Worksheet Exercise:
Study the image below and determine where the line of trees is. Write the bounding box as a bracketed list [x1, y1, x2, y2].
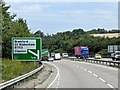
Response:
[1, 1, 33, 58]
[1, 1, 120, 59]
[38, 29, 120, 56]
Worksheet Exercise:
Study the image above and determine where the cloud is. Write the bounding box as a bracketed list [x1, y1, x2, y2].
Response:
[90, 9, 117, 22]
[8, 4, 50, 13]
[6, 1, 117, 34]
[56, 8, 117, 22]
[25, 8, 117, 25]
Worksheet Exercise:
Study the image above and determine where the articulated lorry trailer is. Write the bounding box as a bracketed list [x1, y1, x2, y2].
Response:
[74, 46, 89, 59]
[108, 45, 120, 61]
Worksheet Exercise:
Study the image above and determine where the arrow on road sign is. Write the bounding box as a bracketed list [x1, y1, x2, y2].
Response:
[28, 50, 39, 59]
[42, 50, 48, 55]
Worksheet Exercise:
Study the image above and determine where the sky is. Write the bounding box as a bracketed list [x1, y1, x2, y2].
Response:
[4, 0, 118, 35]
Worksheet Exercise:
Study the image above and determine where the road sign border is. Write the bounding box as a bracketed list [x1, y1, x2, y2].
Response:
[12, 37, 42, 61]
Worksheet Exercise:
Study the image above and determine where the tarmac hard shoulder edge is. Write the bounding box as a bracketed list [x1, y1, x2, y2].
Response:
[35, 62, 58, 88]
[13, 62, 55, 88]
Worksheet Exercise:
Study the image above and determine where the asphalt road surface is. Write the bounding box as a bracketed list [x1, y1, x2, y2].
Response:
[45, 59, 119, 89]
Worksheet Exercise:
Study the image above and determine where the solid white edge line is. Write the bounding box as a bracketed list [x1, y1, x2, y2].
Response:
[107, 83, 114, 88]
[46, 62, 60, 88]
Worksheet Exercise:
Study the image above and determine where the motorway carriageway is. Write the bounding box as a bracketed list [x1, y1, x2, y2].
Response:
[43, 59, 119, 89]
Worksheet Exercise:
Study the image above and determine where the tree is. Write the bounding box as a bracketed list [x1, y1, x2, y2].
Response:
[34, 30, 44, 37]
[1, 1, 32, 58]
[72, 28, 85, 35]
[41, 28, 120, 55]
[87, 28, 108, 34]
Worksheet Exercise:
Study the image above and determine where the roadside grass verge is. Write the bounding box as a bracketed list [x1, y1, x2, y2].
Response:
[2, 59, 41, 82]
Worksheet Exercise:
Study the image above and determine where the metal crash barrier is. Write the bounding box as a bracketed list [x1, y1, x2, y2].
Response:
[68, 57, 120, 67]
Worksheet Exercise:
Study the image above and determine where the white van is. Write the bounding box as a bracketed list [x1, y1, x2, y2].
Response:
[54, 53, 61, 60]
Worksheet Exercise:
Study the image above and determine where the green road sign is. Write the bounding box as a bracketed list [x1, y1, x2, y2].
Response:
[12, 37, 42, 61]
[42, 49, 49, 57]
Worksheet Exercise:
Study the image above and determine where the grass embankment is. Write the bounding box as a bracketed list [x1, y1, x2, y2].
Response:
[2, 59, 40, 82]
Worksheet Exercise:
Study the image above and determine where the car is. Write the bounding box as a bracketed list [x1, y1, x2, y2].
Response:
[94, 54, 102, 59]
[62, 53, 68, 58]
[48, 57, 54, 61]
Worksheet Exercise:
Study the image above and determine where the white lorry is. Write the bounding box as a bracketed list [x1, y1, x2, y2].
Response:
[54, 53, 61, 60]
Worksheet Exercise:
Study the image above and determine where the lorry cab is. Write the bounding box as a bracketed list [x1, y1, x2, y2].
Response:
[81, 47, 89, 59]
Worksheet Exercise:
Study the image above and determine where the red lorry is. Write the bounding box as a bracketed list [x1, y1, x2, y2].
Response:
[74, 46, 89, 59]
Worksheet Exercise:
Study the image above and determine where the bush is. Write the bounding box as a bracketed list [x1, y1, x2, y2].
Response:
[2, 59, 40, 82]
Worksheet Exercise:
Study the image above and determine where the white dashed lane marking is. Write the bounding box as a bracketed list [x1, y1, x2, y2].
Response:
[88, 71, 92, 74]
[107, 83, 114, 88]
[93, 73, 98, 77]
[83, 69, 87, 71]
[80, 67, 83, 69]
[77, 65, 115, 89]
[56, 74, 60, 88]
[98, 77, 106, 83]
